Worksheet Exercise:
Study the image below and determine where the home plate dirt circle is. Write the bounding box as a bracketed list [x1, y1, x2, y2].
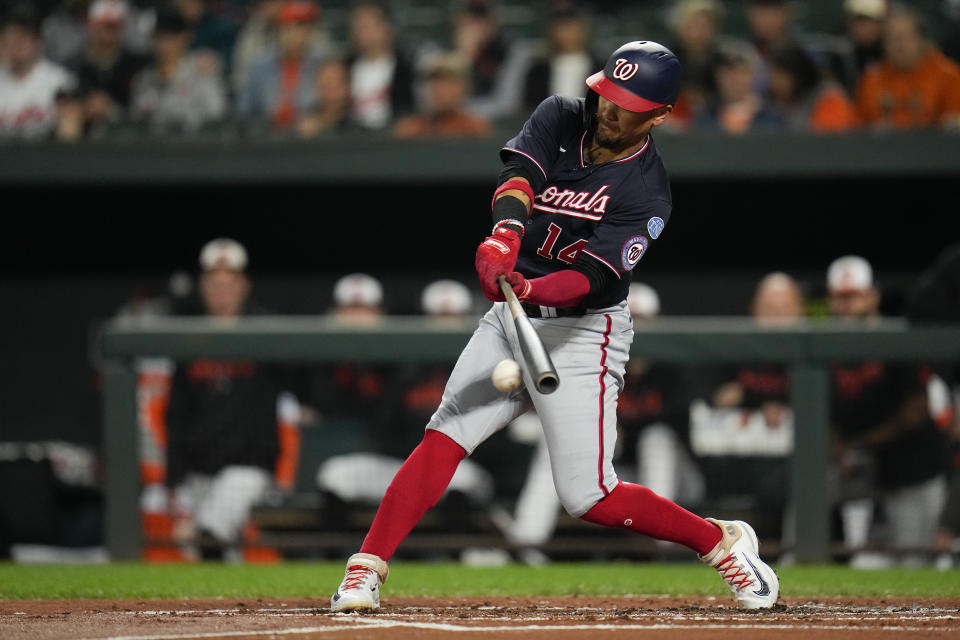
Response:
[2, 596, 959, 639]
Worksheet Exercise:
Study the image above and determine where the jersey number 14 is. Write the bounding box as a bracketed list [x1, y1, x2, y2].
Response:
[537, 223, 588, 264]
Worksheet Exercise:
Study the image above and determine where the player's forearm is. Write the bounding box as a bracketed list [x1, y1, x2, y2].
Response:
[520, 270, 591, 307]
[491, 178, 533, 236]
[496, 188, 531, 208]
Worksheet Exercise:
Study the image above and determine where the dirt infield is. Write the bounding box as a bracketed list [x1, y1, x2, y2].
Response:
[2, 596, 959, 639]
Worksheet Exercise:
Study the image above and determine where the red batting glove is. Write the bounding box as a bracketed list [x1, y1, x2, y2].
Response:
[475, 226, 521, 301]
[504, 271, 532, 301]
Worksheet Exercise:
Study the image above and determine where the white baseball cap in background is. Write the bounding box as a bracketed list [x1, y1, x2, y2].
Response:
[844, 0, 887, 20]
[421, 279, 472, 316]
[627, 282, 661, 319]
[199, 237, 248, 271]
[827, 255, 873, 293]
[334, 273, 383, 308]
[88, 0, 128, 24]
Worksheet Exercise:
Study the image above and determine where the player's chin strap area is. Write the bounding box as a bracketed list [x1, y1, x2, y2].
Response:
[583, 89, 600, 134]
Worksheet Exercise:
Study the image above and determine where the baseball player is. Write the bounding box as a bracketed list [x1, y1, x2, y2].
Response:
[331, 41, 779, 610]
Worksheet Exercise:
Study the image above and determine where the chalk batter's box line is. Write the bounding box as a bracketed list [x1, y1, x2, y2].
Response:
[82, 615, 959, 640]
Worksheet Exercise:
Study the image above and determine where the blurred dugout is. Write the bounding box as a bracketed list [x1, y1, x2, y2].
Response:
[133, 238, 302, 563]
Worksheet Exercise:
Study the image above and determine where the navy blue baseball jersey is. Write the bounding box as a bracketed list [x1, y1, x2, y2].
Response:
[501, 95, 672, 308]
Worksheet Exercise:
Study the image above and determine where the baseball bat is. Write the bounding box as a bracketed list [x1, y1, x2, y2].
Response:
[498, 276, 560, 394]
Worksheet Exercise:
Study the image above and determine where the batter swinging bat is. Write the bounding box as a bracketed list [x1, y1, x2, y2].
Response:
[498, 276, 560, 394]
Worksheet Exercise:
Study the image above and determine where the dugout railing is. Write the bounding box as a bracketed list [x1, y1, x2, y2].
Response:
[99, 316, 960, 563]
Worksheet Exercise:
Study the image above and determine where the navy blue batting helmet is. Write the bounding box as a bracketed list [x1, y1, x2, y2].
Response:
[586, 41, 682, 112]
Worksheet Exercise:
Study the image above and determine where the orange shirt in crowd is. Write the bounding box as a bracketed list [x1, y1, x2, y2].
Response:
[393, 110, 491, 139]
[809, 85, 859, 132]
[856, 49, 960, 128]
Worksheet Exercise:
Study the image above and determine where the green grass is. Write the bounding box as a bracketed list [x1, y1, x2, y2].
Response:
[1, 561, 958, 601]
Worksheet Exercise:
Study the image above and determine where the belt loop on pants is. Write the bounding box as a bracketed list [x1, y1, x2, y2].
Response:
[521, 302, 588, 318]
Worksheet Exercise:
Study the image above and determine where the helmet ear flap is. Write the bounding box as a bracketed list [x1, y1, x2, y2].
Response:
[583, 88, 599, 134]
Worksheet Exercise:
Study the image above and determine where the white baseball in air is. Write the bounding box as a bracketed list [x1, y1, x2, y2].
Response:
[491, 358, 523, 392]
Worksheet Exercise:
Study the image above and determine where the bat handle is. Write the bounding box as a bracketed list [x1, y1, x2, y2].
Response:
[497, 275, 560, 395]
[498, 275, 526, 319]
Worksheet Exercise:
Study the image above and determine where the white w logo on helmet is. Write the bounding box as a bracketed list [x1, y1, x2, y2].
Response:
[612, 58, 639, 81]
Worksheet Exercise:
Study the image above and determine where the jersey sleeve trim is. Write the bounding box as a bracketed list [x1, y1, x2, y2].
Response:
[502, 146, 548, 182]
[582, 250, 621, 279]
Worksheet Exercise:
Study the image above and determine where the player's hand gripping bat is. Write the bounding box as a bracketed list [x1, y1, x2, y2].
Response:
[498, 276, 560, 394]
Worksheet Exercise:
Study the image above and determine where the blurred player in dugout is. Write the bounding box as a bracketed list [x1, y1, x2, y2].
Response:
[314, 277, 498, 549]
[690, 272, 805, 560]
[162, 238, 301, 561]
[295, 272, 395, 435]
[827, 255, 954, 567]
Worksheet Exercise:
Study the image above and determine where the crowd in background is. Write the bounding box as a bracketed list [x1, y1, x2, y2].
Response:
[1, 0, 960, 141]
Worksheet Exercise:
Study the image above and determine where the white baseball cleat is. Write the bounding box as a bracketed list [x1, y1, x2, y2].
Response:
[700, 518, 780, 609]
[330, 553, 389, 612]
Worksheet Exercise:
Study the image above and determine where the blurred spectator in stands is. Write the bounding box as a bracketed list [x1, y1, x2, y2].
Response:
[393, 52, 491, 139]
[40, 0, 91, 65]
[745, 0, 806, 93]
[173, 0, 238, 75]
[42, 0, 155, 65]
[747, 0, 794, 51]
[449, 0, 531, 121]
[521, 1, 601, 113]
[231, 0, 334, 94]
[666, 0, 726, 129]
[123, 0, 157, 54]
[828, 0, 889, 96]
[768, 44, 858, 132]
[0, 3, 78, 140]
[66, 0, 148, 137]
[345, 0, 414, 131]
[693, 40, 782, 133]
[235, 0, 326, 135]
[231, 0, 280, 91]
[53, 83, 87, 141]
[827, 255, 953, 567]
[856, 6, 960, 130]
[129, 7, 227, 134]
[165, 237, 301, 561]
[296, 57, 353, 137]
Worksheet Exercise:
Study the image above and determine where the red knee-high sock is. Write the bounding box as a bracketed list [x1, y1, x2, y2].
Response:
[359, 430, 466, 561]
[581, 481, 722, 556]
